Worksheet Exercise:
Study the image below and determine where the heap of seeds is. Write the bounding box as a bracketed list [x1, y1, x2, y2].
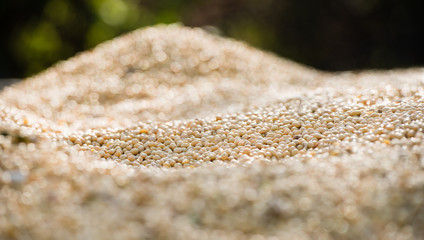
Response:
[63, 87, 424, 169]
[1, 25, 424, 239]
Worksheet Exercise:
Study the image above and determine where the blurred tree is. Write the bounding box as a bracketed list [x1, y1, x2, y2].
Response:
[0, 0, 423, 78]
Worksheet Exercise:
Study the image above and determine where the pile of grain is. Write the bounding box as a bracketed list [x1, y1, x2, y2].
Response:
[1, 24, 424, 240]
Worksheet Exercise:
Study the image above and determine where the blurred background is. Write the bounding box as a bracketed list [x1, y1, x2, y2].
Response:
[0, 0, 423, 78]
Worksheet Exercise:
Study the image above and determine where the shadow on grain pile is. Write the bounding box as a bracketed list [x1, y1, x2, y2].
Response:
[1, 24, 424, 240]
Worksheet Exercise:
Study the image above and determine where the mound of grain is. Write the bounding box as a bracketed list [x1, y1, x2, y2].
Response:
[1, 24, 424, 240]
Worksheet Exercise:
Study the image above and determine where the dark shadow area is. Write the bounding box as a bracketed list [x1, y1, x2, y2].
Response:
[0, 79, 20, 90]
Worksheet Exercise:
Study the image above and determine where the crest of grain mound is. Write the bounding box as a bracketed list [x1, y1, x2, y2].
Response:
[0, 24, 319, 130]
[1, 24, 424, 240]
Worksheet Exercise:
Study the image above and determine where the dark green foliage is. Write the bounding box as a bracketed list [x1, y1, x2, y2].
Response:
[0, 0, 423, 77]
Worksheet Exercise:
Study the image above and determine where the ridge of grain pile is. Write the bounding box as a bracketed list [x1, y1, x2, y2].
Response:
[1, 24, 424, 240]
